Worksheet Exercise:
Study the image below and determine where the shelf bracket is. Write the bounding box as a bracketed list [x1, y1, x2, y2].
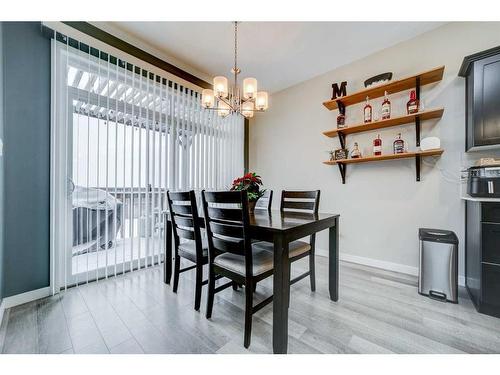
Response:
[415, 116, 421, 147]
[415, 154, 421, 182]
[337, 163, 346, 184]
[338, 132, 346, 149]
[415, 76, 421, 100]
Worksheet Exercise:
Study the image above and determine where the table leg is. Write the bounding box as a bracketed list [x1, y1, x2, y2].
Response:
[272, 235, 290, 354]
[164, 217, 172, 284]
[329, 217, 339, 301]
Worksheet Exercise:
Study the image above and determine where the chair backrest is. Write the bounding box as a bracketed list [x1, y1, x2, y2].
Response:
[201, 190, 253, 276]
[254, 190, 273, 212]
[280, 190, 320, 214]
[166, 190, 203, 256]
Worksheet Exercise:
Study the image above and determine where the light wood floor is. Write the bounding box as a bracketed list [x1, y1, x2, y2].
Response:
[1, 256, 500, 354]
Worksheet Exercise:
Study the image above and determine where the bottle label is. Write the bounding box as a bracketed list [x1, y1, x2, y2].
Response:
[394, 141, 404, 154]
[408, 104, 418, 113]
[364, 108, 372, 122]
[373, 145, 382, 153]
[381, 103, 390, 118]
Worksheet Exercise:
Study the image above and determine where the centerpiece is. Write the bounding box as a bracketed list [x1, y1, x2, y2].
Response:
[230, 172, 265, 213]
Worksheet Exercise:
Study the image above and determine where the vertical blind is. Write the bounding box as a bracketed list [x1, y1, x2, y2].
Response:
[51, 32, 244, 290]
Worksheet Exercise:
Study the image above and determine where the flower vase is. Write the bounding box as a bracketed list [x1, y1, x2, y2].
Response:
[248, 200, 257, 214]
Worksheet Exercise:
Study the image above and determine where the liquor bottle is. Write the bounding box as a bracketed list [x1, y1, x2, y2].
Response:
[393, 133, 405, 154]
[407, 90, 419, 114]
[363, 96, 372, 123]
[381, 91, 391, 120]
[337, 107, 346, 129]
[351, 142, 362, 159]
[373, 134, 382, 156]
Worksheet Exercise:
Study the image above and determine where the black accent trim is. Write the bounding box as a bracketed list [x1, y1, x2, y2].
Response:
[459, 45, 500, 77]
[50, 22, 211, 89]
[244, 118, 249, 173]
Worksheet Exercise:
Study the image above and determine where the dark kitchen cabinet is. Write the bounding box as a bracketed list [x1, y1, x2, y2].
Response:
[465, 200, 500, 318]
[459, 46, 500, 151]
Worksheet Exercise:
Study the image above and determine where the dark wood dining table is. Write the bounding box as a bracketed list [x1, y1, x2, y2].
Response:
[163, 209, 340, 354]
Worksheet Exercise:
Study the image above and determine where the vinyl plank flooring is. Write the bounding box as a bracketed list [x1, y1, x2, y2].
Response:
[36, 295, 73, 354]
[3, 257, 500, 354]
[2, 302, 38, 354]
[110, 337, 144, 354]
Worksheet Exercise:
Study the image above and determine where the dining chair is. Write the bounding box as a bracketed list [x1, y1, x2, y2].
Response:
[255, 190, 320, 291]
[166, 190, 208, 311]
[281, 190, 320, 291]
[254, 189, 273, 212]
[202, 190, 274, 348]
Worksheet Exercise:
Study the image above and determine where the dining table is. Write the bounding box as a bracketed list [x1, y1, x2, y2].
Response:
[163, 209, 340, 354]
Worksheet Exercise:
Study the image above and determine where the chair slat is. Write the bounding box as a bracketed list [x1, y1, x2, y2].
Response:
[207, 207, 243, 222]
[168, 191, 191, 201]
[283, 191, 318, 199]
[212, 236, 245, 255]
[210, 221, 244, 238]
[174, 216, 194, 228]
[204, 191, 244, 204]
[176, 227, 196, 240]
[171, 204, 192, 215]
[282, 201, 316, 210]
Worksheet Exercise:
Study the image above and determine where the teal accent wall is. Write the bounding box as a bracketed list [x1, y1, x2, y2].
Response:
[1, 22, 51, 297]
[0, 22, 5, 301]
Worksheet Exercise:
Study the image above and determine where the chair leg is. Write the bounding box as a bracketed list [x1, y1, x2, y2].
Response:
[244, 280, 253, 349]
[194, 263, 203, 311]
[232, 281, 238, 291]
[309, 249, 316, 292]
[205, 265, 216, 319]
[172, 255, 181, 293]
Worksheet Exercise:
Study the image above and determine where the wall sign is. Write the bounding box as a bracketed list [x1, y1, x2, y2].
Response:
[331, 81, 347, 100]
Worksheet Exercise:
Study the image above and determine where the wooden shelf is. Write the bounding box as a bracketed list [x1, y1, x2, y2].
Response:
[323, 149, 444, 184]
[323, 148, 444, 165]
[322, 66, 445, 110]
[323, 108, 444, 138]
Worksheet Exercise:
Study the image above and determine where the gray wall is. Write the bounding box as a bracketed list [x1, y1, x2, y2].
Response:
[2, 22, 51, 298]
[250, 22, 500, 281]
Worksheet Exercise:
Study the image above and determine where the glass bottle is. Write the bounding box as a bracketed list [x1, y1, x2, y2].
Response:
[393, 133, 405, 154]
[337, 107, 346, 129]
[351, 142, 362, 159]
[363, 96, 372, 123]
[381, 91, 391, 120]
[407, 90, 419, 114]
[373, 134, 382, 156]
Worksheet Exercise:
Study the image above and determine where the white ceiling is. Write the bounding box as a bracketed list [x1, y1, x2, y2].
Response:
[102, 22, 444, 93]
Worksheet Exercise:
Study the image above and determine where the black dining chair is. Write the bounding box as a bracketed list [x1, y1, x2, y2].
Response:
[254, 189, 273, 212]
[202, 190, 274, 348]
[281, 190, 320, 291]
[255, 190, 320, 291]
[166, 190, 209, 311]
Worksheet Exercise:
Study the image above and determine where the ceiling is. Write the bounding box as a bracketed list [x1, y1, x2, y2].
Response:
[103, 22, 444, 93]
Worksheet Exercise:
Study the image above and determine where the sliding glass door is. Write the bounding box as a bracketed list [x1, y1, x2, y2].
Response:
[51, 33, 244, 290]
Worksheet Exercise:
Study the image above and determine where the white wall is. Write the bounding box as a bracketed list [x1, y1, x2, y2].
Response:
[250, 22, 500, 279]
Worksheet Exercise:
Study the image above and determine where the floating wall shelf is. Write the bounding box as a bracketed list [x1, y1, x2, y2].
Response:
[323, 149, 444, 184]
[322, 66, 445, 110]
[322, 66, 445, 184]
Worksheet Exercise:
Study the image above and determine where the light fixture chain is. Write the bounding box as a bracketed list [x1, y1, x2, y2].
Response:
[234, 21, 238, 84]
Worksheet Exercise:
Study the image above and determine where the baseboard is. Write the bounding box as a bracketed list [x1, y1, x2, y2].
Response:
[1, 286, 51, 310]
[316, 249, 465, 287]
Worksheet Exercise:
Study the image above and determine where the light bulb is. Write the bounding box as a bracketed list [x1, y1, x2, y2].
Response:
[255, 91, 269, 111]
[243, 77, 257, 99]
[201, 89, 214, 108]
[242, 101, 254, 118]
[213, 76, 228, 98]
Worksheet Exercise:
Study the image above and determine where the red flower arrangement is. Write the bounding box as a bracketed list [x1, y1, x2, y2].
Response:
[230, 172, 265, 202]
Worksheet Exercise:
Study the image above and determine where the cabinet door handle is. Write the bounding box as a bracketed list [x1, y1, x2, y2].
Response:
[488, 181, 494, 194]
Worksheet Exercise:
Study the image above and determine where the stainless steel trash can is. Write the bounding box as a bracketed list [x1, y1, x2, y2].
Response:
[418, 228, 459, 303]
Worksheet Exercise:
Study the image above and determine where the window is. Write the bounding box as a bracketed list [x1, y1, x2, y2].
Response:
[51, 33, 244, 289]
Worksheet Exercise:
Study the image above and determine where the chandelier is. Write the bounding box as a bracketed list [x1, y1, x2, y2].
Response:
[201, 22, 269, 118]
